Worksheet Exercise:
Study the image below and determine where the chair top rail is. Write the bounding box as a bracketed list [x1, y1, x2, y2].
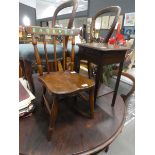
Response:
[20, 26, 80, 36]
[90, 6, 121, 43]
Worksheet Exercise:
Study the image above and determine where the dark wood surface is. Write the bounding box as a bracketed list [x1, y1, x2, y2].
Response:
[77, 43, 129, 52]
[19, 75, 126, 155]
[76, 43, 128, 106]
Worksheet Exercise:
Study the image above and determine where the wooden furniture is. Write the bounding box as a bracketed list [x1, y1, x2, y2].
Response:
[113, 53, 135, 101]
[19, 75, 126, 155]
[52, 0, 78, 29]
[90, 6, 121, 43]
[19, 0, 78, 87]
[88, 6, 134, 101]
[113, 39, 135, 101]
[77, 6, 121, 71]
[52, 0, 79, 65]
[51, 0, 78, 44]
[24, 26, 95, 141]
[76, 43, 129, 106]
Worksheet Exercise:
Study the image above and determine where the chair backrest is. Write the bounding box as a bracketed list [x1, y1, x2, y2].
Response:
[90, 6, 121, 43]
[24, 26, 79, 76]
[52, 0, 78, 28]
[52, 0, 78, 46]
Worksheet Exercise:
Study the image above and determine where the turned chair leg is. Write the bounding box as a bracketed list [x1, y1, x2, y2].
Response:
[47, 96, 58, 141]
[41, 86, 46, 107]
[89, 87, 94, 118]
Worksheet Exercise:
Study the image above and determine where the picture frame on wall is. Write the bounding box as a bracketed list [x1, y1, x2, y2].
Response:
[123, 26, 135, 39]
[124, 12, 135, 26]
[123, 26, 135, 35]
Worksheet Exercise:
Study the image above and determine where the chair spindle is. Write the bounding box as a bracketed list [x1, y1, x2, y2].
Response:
[71, 36, 75, 71]
[43, 35, 50, 73]
[32, 35, 43, 76]
[53, 36, 57, 71]
[62, 36, 66, 71]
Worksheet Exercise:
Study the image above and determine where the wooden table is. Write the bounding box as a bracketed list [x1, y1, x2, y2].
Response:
[76, 43, 129, 106]
[19, 75, 126, 155]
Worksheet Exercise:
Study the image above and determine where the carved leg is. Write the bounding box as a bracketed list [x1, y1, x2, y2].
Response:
[89, 87, 94, 118]
[47, 95, 58, 141]
[41, 85, 46, 107]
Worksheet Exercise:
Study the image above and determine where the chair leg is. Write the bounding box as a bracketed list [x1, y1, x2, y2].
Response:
[89, 87, 94, 118]
[104, 145, 109, 153]
[41, 85, 46, 107]
[87, 61, 91, 79]
[113, 70, 135, 101]
[47, 95, 58, 141]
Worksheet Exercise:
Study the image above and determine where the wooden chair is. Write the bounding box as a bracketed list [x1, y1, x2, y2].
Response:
[25, 26, 95, 141]
[87, 6, 121, 79]
[90, 6, 121, 43]
[89, 6, 135, 101]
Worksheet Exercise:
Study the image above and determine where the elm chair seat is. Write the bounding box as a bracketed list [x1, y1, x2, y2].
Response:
[39, 71, 94, 95]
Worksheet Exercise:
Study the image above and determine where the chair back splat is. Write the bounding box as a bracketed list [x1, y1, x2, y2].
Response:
[52, 0, 78, 28]
[42, 35, 50, 73]
[26, 26, 79, 75]
[90, 6, 121, 43]
[32, 35, 43, 76]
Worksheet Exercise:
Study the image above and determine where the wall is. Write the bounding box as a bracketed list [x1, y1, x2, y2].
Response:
[88, 0, 135, 17]
[19, 3, 36, 26]
[87, 0, 135, 41]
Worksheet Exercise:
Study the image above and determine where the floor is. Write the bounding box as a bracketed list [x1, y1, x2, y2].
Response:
[97, 119, 135, 155]
[97, 68, 135, 155]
